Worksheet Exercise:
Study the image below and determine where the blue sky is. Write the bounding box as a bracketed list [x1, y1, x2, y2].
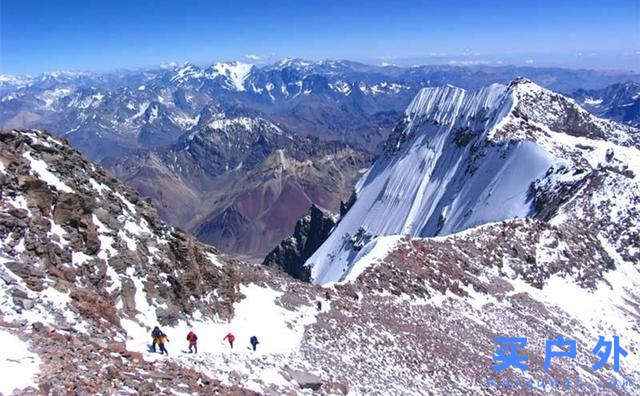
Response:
[1, 0, 638, 74]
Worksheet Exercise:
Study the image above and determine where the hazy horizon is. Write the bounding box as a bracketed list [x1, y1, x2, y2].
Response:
[3, 53, 640, 78]
[2, 0, 638, 75]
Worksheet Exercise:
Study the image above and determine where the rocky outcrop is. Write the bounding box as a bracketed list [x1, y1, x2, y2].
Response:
[339, 190, 357, 218]
[263, 205, 337, 281]
[0, 129, 251, 326]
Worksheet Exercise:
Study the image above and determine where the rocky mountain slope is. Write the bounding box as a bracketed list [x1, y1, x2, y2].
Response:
[106, 116, 371, 258]
[2, 128, 640, 395]
[0, 129, 255, 393]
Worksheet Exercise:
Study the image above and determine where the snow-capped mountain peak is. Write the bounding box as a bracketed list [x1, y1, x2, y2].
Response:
[504, 78, 638, 146]
[0, 73, 33, 88]
[208, 61, 253, 91]
[306, 78, 640, 284]
[170, 62, 204, 83]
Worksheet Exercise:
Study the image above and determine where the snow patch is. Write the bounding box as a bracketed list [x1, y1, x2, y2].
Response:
[120, 283, 321, 393]
[114, 191, 136, 214]
[209, 62, 252, 91]
[23, 151, 73, 193]
[584, 97, 603, 106]
[0, 330, 41, 394]
[206, 252, 225, 268]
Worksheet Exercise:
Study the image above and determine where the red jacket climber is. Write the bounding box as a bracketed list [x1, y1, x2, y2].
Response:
[223, 332, 235, 349]
[187, 331, 198, 353]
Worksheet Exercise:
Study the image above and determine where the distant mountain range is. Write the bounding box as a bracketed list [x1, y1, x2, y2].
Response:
[2, 59, 640, 259]
[2, 59, 640, 160]
[570, 81, 640, 127]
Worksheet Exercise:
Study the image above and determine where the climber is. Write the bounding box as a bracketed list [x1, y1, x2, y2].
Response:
[151, 326, 162, 352]
[250, 335, 259, 351]
[157, 332, 169, 355]
[187, 330, 198, 354]
[223, 332, 235, 349]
